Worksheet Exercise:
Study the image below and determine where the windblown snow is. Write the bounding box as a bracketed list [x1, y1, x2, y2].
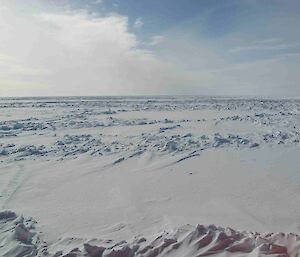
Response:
[1, 96, 300, 256]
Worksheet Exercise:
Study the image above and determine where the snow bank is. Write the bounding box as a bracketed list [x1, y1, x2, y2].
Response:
[2, 210, 299, 257]
[0, 211, 46, 257]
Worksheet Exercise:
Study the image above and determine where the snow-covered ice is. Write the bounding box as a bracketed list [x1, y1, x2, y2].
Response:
[1, 96, 300, 256]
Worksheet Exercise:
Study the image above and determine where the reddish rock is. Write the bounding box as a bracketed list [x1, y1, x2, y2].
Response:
[104, 245, 133, 257]
[226, 238, 255, 253]
[13, 223, 33, 244]
[84, 243, 106, 257]
[196, 230, 214, 249]
[270, 244, 288, 254]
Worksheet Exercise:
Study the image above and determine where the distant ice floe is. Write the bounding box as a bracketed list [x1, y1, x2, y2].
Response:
[1, 97, 300, 163]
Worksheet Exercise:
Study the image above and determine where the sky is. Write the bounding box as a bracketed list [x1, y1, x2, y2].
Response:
[0, 0, 300, 97]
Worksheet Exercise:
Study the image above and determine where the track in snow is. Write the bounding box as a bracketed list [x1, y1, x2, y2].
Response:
[0, 165, 26, 209]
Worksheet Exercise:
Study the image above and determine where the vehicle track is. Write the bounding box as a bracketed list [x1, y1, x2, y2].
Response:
[0, 165, 26, 209]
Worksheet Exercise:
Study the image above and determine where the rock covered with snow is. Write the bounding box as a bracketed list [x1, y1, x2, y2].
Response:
[0, 211, 47, 257]
[48, 223, 300, 257]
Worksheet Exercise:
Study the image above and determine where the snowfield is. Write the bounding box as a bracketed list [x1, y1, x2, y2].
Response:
[1, 96, 300, 256]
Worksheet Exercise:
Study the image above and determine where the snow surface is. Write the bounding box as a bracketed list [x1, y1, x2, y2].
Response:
[1, 96, 300, 256]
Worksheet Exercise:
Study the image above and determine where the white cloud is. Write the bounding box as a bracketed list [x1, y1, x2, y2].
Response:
[133, 17, 144, 29]
[148, 35, 165, 46]
[93, 0, 103, 4]
[0, 6, 191, 96]
[229, 38, 300, 53]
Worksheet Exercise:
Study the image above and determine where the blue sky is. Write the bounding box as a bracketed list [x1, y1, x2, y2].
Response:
[0, 0, 300, 96]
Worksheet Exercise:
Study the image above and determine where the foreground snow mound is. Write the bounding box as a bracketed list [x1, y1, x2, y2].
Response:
[0, 211, 47, 257]
[1, 211, 300, 257]
[55, 225, 300, 257]
[53, 225, 300, 257]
